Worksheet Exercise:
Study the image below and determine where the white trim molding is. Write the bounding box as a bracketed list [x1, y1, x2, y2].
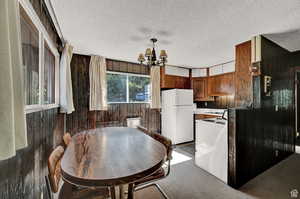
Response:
[19, 0, 59, 56]
[19, 0, 60, 113]
[44, 0, 64, 41]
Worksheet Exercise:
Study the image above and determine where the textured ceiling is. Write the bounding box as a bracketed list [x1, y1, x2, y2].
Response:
[51, 0, 300, 68]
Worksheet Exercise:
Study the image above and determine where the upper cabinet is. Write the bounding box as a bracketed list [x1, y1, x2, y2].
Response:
[207, 72, 235, 96]
[192, 77, 214, 101]
[206, 62, 235, 97]
[160, 63, 235, 100]
[161, 66, 191, 89]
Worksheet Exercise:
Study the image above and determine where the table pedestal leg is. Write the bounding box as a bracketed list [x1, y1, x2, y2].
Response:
[110, 186, 116, 199]
[119, 185, 125, 199]
[127, 183, 134, 199]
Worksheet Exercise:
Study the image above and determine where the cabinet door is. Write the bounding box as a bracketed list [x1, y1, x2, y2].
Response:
[193, 78, 206, 100]
[175, 77, 184, 89]
[207, 76, 215, 96]
[163, 75, 176, 88]
[220, 73, 235, 95]
[208, 73, 235, 96]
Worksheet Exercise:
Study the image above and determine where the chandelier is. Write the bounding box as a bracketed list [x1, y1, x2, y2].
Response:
[137, 38, 167, 67]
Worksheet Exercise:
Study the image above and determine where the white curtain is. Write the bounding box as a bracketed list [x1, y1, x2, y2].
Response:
[0, 0, 27, 160]
[89, 55, 107, 111]
[150, 66, 161, 109]
[59, 43, 74, 114]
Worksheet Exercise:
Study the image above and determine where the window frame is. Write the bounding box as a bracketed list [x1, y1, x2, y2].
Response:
[19, 0, 60, 114]
[106, 71, 151, 104]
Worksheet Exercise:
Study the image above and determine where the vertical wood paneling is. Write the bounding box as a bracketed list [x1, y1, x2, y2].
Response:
[66, 54, 91, 135]
[235, 41, 252, 108]
[0, 1, 63, 198]
[67, 55, 161, 134]
[0, 109, 64, 199]
[229, 108, 294, 188]
[228, 37, 299, 188]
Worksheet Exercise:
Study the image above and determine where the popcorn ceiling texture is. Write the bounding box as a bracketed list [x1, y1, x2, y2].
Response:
[51, 0, 300, 68]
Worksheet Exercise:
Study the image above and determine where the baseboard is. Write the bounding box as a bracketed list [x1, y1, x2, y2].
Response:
[296, 146, 300, 154]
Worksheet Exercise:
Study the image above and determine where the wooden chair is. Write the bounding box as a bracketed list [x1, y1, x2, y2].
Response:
[134, 126, 173, 199]
[46, 146, 109, 199]
[63, 132, 72, 147]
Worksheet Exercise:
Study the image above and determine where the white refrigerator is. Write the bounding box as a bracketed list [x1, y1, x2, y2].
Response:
[162, 89, 194, 144]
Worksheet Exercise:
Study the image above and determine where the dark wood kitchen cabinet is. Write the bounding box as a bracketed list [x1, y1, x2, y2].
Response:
[192, 77, 214, 101]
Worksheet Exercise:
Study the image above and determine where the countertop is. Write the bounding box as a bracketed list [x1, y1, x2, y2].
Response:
[194, 114, 220, 120]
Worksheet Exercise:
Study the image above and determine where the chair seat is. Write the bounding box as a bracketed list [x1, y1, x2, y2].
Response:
[135, 167, 165, 186]
[59, 182, 109, 199]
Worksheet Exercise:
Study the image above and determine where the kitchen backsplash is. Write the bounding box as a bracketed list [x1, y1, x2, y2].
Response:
[196, 95, 235, 109]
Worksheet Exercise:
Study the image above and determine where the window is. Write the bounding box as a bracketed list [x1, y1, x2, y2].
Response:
[107, 72, 150, 103]
[20, 8, 39, 105]
[19, 4, 59, 113]
[128, 76, 150, 102]
[43, 43, 56, 104]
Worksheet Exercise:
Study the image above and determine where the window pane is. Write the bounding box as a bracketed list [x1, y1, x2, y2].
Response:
[107, 73, 127, 102]
[20, 7, 39, 105]
[43, 43, 56, 104]
[129, 76, 150, 102]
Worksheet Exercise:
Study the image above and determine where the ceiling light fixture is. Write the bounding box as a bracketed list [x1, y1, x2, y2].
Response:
[138, 38, 167, 67]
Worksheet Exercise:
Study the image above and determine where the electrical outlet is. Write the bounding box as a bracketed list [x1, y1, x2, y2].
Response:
[275, 150, 279, 157]
[275, 105, 279, 112]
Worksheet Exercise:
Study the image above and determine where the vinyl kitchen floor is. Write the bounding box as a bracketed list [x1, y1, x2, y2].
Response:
[57, 143, 300, 199]
[146, 143, 255, 199]
[136, 143, 300, 199]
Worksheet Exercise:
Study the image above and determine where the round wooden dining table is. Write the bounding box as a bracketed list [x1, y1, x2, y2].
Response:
[61, 127, 167, 199]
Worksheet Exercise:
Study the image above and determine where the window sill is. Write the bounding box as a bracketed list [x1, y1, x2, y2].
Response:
[25, 104, 59, 114]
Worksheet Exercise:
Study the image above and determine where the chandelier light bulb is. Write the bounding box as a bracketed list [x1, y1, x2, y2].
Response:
[138, 38, 167, 67]
[145, 48, 152, 57]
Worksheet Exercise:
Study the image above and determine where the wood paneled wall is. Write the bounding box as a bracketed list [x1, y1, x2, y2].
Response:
[66, 55, 161, 134]
[66, 54, 92, 134]
[228, 37, 299, 188]
[106, 59, 150, 75]
[0, 109, 64, 199]
[0, 1, 63, 199]
[228, 108, 294, 188]
[96, 103, 161, 133]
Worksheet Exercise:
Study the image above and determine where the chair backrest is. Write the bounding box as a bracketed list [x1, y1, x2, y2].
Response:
[48, 146, 65, 193]
[63, 132, 72, 147]
[137, 125, 173, 161]
[148, 132, 173, 161]
[137, 125, 149, 134]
